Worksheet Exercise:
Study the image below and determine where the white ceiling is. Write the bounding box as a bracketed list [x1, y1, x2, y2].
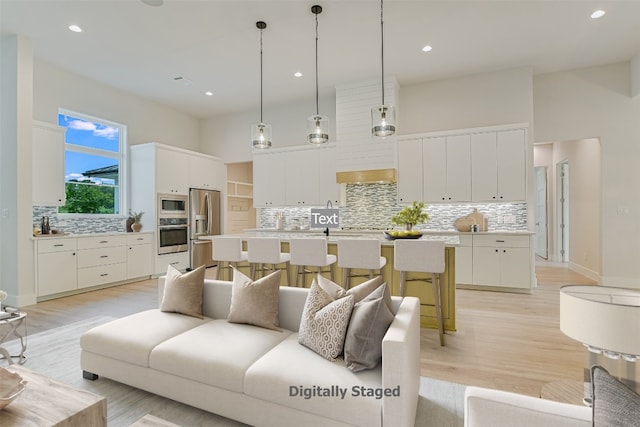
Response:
[2, 0, 640, 119]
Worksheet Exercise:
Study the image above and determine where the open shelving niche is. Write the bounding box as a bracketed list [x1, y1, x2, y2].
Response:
[226, 163, 256, 234]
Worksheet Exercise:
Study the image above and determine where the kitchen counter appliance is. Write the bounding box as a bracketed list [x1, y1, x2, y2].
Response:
[157, 193, 189, 255]
[189, 188, 221, 269]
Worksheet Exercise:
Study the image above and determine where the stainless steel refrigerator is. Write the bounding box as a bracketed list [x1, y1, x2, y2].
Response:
[189, 188, 221, 269]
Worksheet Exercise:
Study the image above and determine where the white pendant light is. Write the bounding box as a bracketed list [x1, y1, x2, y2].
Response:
[307, 5, 329, 145]
[252, 21, 272, 149]
[371, 0, 396, 138]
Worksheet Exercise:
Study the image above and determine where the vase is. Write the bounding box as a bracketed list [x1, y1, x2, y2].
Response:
[126, 217, 135, 232]
[405, 224, 413, 231]
[131, 222, 142, 232]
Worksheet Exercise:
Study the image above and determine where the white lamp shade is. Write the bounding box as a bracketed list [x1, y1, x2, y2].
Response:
[371, 105, 396, 137]
[251, 122, 272, 149]
[560, 285, 640, 357]
[307, 115, 329, 144]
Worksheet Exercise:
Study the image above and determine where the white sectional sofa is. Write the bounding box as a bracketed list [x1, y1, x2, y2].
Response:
[80, 277, 421, 427]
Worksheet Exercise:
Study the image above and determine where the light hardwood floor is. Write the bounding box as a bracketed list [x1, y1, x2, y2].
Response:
[20, 262, 596, 398]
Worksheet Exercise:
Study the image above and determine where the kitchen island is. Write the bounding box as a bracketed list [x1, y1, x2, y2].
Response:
[206, 230, 458, 331]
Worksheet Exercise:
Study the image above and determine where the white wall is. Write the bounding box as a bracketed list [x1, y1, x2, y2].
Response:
[632, 52, 640, 98]
[534, 62, 640, 287]
[201, 96, 336, 162]
[33, 59, 200, 150]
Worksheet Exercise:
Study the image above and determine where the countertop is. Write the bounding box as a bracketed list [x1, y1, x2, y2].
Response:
[31, 231, 153, 240]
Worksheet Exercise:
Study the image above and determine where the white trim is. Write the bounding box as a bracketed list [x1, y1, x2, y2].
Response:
[567, 261, 601, 283]
[398, 122, 530, 141]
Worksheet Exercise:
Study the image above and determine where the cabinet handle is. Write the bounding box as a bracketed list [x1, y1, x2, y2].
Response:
[54, 244, 64, 247]
[72, 252, 76, 256]
[496, 240, 505, 243]
[100, 240, 108, 244]
[503, 249, 507, 253]
[170, 261, 179, 265]
[136, 237, 144, 241]
[495, 249, 499, 253]
[100, 255, 109, 258]
[100, 273, 109, 277]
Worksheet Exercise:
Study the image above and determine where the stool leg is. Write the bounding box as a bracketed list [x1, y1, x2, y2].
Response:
[342, 268, 350, 290]
[432, 272, 445, 346]
[215, 262, 221, 280]
[329, 264, 334, 281]
[230, 262, 238, 281]
[369, 269, 374, 279]
[302, 266, 307, 288]
[399, 271, 406, 297]
[285, 262, 291, 287]
[295, 265, 301, 287]
[250, 263, 255, 280]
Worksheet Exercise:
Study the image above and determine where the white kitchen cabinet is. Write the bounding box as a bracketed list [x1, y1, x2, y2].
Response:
[472, 234, 532, 289]
[127, 233, 153, 279]
[156, 148, 190, 194]
[76, 235, 127, 289]
[422, 135, 471, 202]
[36, 238, 77, 296]
[455, 234, 473, 284]
[471, 130, 526, 202]
[397, 139, 423, 204]
[318, 145, 341, 206]
[253, 152, 286, 206]
[189, 155, 222, 190]
[156, 252, 190, 274]
[32, 121, 66, 206]
[285, 149, 319, 206]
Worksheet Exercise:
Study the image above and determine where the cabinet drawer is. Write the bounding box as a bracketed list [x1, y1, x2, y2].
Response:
[458, 235, 473, 246]
[77, 246, 126, 268]
[127, 233, 153, 245]
[473, 234, 530, 248]
[156, 253, 190, 274]
[77, 235, 127, 250]
[77, 263, 127, 289]
[37, 238, 77, 253]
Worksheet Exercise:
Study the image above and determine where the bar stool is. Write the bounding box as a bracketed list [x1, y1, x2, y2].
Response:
[246, 237, 291, 286]
[337, 238, 386, 289]
[211, 236, 248, 281]
[289, 238, 337, 288]
[394, 239, 446, 346]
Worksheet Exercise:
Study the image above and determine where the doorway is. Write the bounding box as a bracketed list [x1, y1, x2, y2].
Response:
[534, 166, 548, 259]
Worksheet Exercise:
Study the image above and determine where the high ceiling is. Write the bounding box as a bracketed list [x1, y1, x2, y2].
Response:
[2, 0, 640, 119]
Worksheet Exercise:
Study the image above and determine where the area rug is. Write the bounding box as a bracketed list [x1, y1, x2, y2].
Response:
[2, 317, 465, 427]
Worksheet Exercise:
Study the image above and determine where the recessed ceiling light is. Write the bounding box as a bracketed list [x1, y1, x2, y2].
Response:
[205, 91, 213, 96]
[591, 9, 605, 19]
[68, 25, 82, 33]
[422, 45, 433, 52]
[294, 72, 303, 77]
[141, 0, 164, 6]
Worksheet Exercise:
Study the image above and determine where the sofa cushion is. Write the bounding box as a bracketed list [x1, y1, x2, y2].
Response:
[245, 333, 384, 427]
[298, 278, 354, 361]
[592, 365, 640, 426]
[227, 267, 281, 331]
[344, 282, 394, 372]
[160, 264, 205, 319]
[149, 319, 291, 393]
[80, 309, 207, 367]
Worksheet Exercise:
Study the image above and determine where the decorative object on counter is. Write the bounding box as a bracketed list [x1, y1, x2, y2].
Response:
[306, 5, 329, 145]
[129, 211, 144, 232]
[40, 216, 50, 234]
[383, 230, 422, 240]
[454, 208, 487, 232]
[371, 0, 396, 138]
[0, 368, 26, 410]
[390, 201, 429, 231]
[275, 211, 284, 230]
[251, 21, 272, 149]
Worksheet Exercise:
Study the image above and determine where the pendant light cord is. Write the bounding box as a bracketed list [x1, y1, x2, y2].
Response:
[315, 12, 320, 116]
[260, 26, 264, 124]
[380, 0, 385, 106]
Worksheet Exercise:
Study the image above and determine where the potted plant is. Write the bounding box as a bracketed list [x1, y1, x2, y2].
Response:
[390, 201, 429, 231]
[130, 211, 144, 232]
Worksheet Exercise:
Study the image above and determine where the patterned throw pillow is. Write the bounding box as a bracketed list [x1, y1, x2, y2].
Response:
[160, 264, 205, 319]
[344, 283, 394, 372]
[298, 278, 354, 361]
[227, 267, 282, 331]
[592, 365, 640, 426]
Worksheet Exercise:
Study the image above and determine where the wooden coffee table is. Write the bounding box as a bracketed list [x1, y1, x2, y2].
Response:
[0, 365, 106, 426]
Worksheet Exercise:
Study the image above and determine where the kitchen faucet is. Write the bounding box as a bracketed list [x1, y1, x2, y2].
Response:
[324, 199, 333, 236]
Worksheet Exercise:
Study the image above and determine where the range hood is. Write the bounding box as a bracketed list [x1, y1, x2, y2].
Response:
[336, 168, 396, 184]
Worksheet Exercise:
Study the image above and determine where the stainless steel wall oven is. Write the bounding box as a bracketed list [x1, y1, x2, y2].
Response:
[157, 193, 189, 255]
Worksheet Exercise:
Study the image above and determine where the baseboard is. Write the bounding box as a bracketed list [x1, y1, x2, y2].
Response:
[567, 261, 601, 283]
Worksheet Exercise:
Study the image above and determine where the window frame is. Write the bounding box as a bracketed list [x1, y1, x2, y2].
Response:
[57, 108, 128, 217]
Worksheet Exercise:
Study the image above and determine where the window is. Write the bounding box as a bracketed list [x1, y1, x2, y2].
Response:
[57, 110, 126, 215]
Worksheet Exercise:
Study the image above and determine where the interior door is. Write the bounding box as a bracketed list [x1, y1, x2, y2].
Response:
[534, 166, 548, 259]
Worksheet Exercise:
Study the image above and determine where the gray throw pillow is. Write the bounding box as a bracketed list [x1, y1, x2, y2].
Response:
[592, 365, 640, 426]
[160, 264, 205, 319]
[298, 277, 354, 361]
[227, 267, 282, 331]
[344, 283, 394, 372]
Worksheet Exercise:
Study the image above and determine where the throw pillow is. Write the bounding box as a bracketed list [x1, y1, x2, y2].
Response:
[315, 273, 387, 306]
[344, 283, 395, 372]
[591, 365, 640, 426]
[298, 278, 354, 361]
[160, 264, 205, 319]
[227, 267, 282, 331]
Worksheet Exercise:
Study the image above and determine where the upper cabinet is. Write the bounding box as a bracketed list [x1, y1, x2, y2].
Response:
[285, 149, 319, 206]
[471, 129, 526, 202]
[32, 121, 66, 206]
[156, 148, 189, 194]
[318, 145, 341, 206]
[188, 155, 222, 190]
[398, 125, 527, 204]
[253, 152, 286, 206]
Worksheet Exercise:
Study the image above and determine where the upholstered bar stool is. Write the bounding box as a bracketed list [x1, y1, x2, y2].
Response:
[246, 237, 291, 286]
[394, 239, 446, 346]
[211, 236, 248, 281]
[337, 238, 386, 289]
[289, 238, 337, 288]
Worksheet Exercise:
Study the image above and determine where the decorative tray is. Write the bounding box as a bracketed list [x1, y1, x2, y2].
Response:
[0, 368, 26, 411]
[382, 231, 423, 240]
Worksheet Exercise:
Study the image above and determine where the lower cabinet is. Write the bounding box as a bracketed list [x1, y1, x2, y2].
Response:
[155, 252, 190, 275]
[455, 235, 473, 285]
[36, 233, 154, 298]
[472, 234, 532, 289]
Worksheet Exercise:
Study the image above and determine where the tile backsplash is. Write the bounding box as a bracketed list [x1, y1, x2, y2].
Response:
[259, 183, 527, 231]
[33, 205, 129, 234]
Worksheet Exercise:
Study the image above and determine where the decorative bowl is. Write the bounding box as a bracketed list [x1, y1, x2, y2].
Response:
[0, 368, 26, 411]
[383, 231, 423, 240]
